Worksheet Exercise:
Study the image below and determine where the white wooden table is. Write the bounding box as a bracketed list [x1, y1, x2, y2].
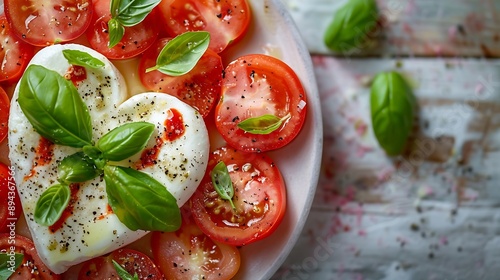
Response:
[273, 1, 500, 279]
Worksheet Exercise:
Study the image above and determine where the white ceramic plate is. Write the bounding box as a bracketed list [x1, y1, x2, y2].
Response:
[0, 0, 323, 279]
[226, 0, 323, 278]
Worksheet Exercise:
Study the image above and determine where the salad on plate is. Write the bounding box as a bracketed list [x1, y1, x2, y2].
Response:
[0, 0, 321, 279]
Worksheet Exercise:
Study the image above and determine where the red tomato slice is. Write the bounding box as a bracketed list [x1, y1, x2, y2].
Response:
[0, 162, 22, 233]
[86, 0, 159, 59]
[0, 87, 9, 143]
[4, 0, 93, 46]
[0, 15, 34, 83]
[151, 208, 241, 279]
[138, 38, 223, 117]
[190, 146, 286, 246]
[158, 0, 251, 53]
[215, 54, 307, 153]
[0, 234, 60, 279]
[77, 248, 163, 280]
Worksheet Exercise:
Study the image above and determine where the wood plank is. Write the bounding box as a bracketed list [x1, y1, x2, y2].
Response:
[282, 0, 500, 57]
[273, 56, 500, 279]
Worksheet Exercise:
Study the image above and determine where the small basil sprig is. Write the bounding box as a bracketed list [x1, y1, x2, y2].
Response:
[18, 65, 93, 148]
[108, 0, 161, 47]
[238, 113, 291, 134]
[210, 161, 236, 210]
[146, 31, 210, 76]
[34, 184, 71, 226]
[324, 0, 378, 53]
[62, 49, 105, 69]
[112, 260, 139, 280]
[58, 152, 101, 184]
[104, 165, 181, 232]
[370, 71, 416, 156]
[0, 253, 23, 279]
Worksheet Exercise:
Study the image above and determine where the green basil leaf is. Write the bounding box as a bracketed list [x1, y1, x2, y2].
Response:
[324, 0, 378, 53]
[34, 184, 71, 226]
[110, 0, 161, 27]
[108, 18, 125, 48]
[0, 253, 23, 280]
[62, 49, 105, 69]
[18, 65, 93, 148]
[370, 71, 416, 156]
[104, 165, 181, 232]
[58, 152, 101, 183]
[146, 31, 210, 76]
[237, 113, 291, 134]
[97, 122, 155, 161]
[112, 260, 139, 280]
[211, 161, 236, 210]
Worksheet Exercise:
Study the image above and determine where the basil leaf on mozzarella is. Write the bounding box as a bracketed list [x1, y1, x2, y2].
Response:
[104, 165, 181, 232]
[18, 65, 93, 148]
[146, 31, 210, 76]
[58, 152, 101, 184]
[34, 184, 71, 226]
[62, 49, 105, 69]
[97, 122, 155, 161]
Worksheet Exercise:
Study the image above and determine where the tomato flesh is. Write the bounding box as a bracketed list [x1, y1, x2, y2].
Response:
[86, 0, 159, 59]
[158, 0, 251, 53]
[4, 0, 93, 46]
[0, 87, 10, 143]
[0, 15, 34, 83]
[215, 54, 307, 152]
[151, 208, 241, 279]
[139, 38, 223, 117]
[190, 146, 286, 246]
[77, 248, 163, 280]
[0, 234, 60, 279]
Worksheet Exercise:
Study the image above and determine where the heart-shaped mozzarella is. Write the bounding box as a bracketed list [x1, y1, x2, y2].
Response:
[8, 44, 209, 274]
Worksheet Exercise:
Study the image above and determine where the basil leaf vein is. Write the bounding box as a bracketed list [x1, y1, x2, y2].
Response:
[104, 165, 181, 232]
[0, 253, 23, 280]
[62, 49, 105, 69]
[97, 122, 155, 161]
[34, 184, 71, 226]
[211, 161, 236, 210]
[18, 65, 93, 148]
[146, 31, 210, 76]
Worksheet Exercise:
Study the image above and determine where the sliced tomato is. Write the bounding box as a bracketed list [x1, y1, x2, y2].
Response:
[215, 54, 307, 153]
[0, 87, 9, 143]
[4, 0, 93, 46]
[0, 163, 22, 233]
[86, 0, 159, 59]
[190, 146, 286, 246]
[151, 207, 240, 279]
[0, 15, 34, 83]
[138, 38, 223, 117]
[77, 248, 163, 280]
[0, 234, 60, 279]
[158, 0, 251, 53]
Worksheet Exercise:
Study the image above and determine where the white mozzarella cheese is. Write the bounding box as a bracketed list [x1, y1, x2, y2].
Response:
[8, 44, 210, 274]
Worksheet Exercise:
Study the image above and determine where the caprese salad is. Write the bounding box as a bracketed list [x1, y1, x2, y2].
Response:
[0, 0, 307, 279]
